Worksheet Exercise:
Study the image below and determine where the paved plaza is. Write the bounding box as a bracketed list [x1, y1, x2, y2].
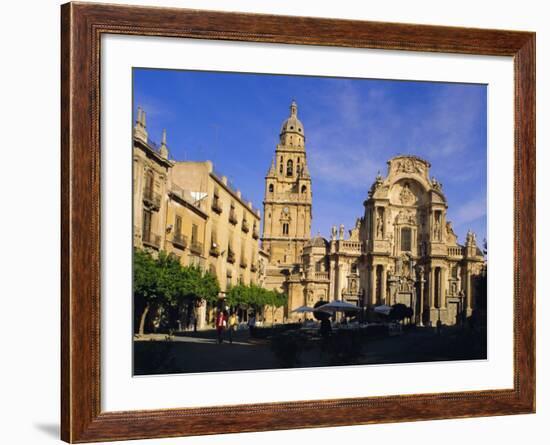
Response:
[133, 326, 486, 375]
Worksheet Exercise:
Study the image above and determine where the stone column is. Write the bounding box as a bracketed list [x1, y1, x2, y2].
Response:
[441, 267, 447, 308]
[394, 227, 399, 256]
[419, 278, 425, 326]
[466, 268, 473, 315]
[329, 258, 336, 300]
[381, 266, 387, 305]
[430, 267, 435, 309]
[370, 266, 376, 306]
[197, 300, 206, 330]
[336, 263, 345, 301]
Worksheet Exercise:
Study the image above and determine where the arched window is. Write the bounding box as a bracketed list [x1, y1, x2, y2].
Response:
[401, 227, 412, 252]
[268, 184, 274, 193]
[301, 185, 307, 194]
[286, 159, 293, 176]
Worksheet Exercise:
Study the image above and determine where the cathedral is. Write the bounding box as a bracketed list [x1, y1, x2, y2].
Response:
[261, 100, 486, 326]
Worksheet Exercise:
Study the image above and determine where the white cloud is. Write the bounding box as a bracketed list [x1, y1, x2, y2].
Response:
[309, 145, 381, 189]
[451, 196, 487, 226]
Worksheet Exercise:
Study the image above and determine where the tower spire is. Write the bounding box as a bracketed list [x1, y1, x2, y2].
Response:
[159, 128, 169, 159]
[134, 106, 148, 143]
[266, 156, 276, 177]
[290, 99, 297, 117]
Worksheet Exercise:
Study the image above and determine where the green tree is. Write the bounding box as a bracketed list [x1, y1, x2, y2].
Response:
[133, 249, 162, 334]
[225, 284, 287, 323]
[265, 288, 287, 322]
[226, 283, 250, 308]
[133, 249, 220, 334]
[178, 265, 220, 304]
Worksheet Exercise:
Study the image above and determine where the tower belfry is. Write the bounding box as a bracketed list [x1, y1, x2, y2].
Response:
[262, 100, 312, 266]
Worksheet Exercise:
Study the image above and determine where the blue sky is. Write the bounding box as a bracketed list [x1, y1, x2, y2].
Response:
[133, 68, 487, 245]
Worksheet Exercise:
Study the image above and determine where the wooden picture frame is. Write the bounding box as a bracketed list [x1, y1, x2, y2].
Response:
[61, 2, 535, 442]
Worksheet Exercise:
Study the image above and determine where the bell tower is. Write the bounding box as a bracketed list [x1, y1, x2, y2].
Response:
[262, 100, 312, 266]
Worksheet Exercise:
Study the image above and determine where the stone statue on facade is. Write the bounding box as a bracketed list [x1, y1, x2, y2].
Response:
[331, 225, 337, 241]
[376, 212, 384, 239]
[396, 256, 403, 276]
[434, 216, 442, 241]
[417, 264, 425, 282]
[339, 224, 345, 240]
[431, 176, 443, 191]
[466, 229, 477, 245]
[409, 257, 416, 280]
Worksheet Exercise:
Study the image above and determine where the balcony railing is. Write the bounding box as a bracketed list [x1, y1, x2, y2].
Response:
[240, 257, 248, 268]
[211, 197, 223, 214]
[448, 246, 463, 257]
[315, 272, 329, 281]
[143, 188, 161, 209]
[252, 226, 259, 239]
[209, 244, 220, 257]
[242, 219, 250, 233]
[337, 240, 362, 253]
[190, 240, 203, 255]
[227, 250, 236, 263]
[171, 232, 188, 250]
[142, 231, 161, 249]
[229, 209, 238, 225]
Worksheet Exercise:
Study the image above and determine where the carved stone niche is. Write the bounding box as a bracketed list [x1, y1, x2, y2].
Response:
[389, 179, 425, 208]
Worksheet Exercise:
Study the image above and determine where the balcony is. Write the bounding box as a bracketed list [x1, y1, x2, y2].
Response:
[337, 240, 362, 253]
[171, 232, 188, 250]
[142, 231, 161, 249]
[448, 246, 463, 257]
[143, 188, 161, 210]
[229, 209, 238, 225]
[209, 243, 220, 257]
[190, 240, 203, 255]
[227, 250, 236, 264]
[211, 197, 222, 214]
[315, 272, 329, 281]
[240, 257, 248, 268]
[252, 225, 259, 239]
[241, 219, 250, 233]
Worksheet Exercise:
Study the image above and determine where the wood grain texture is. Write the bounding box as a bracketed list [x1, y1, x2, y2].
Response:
[60, 2, 536, 442]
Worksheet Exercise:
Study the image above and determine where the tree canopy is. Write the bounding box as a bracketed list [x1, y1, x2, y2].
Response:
[226, 283, 286, 311]
[134, 248, 220, 306]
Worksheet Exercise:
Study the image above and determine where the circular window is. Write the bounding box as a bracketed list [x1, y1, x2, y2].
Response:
[290, 126, 294, 129]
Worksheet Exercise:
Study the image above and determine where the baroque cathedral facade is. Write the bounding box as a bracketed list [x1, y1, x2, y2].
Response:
[261, 101, 486, 326]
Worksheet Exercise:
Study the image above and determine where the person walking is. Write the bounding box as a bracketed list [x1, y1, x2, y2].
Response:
[215, 310, 227, 344]
[228, 312, 238, 344]
[247, 313, 256, 338]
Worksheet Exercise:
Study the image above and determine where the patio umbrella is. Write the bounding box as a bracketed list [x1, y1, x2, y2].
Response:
[315, 300, 362, 312]
[374, 304, 392, 316]
[291, 305, 316, 313]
